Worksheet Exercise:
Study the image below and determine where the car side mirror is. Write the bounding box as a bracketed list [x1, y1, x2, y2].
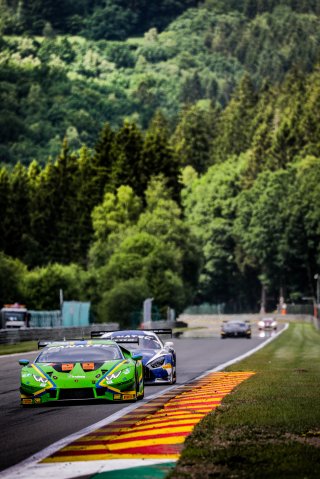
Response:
[131, 354, 143, 361]
[19, 359, 29, 366]
[164, 341, 174, 349]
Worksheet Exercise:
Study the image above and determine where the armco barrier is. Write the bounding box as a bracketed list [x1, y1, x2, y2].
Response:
[0, 323, 119, 345]
[177, 313, 320, 330]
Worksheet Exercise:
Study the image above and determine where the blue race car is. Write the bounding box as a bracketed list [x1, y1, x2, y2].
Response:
[91, 329, 176, 384]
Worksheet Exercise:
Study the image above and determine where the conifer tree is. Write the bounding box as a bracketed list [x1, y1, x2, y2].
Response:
[76, 146, 101, 262]
[211, 73, 258, 163]
[110, 120, 144, 194]
[53, 139, 81, 264]
[0, 167, 10, 253]
[93, 122, 116, 196]
[142, 110, 180, 199]
[171, 103, 218, 173]
[6, 162, 31, 261]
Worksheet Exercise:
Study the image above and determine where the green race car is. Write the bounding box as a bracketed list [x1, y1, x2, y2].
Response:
[19, 339, 144, 406]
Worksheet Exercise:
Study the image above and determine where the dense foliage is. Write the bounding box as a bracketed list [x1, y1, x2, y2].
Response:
[1, 1, 320, 164]
[0, 1, 200, 38]
[1, 0, 320, 321]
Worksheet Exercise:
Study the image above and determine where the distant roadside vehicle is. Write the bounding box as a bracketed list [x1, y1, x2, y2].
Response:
[1, 303, 30, 329]
[221, 320, 251, 339]
[258, 317, 277, 330]
[19, 339, 144, 406]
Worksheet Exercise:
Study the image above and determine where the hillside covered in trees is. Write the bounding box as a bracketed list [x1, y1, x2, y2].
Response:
[1, 0, 320, 322]
[1, 0, 320, 164]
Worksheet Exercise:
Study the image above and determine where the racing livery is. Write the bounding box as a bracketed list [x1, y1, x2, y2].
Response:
[19, 339, 144, 406]
[92, 329, 176, 385]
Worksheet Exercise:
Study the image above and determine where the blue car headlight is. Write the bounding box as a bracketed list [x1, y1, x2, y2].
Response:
[149, 356, 165, 368]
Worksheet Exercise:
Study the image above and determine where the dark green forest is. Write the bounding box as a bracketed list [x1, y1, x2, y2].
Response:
[1, 0, 320, 323]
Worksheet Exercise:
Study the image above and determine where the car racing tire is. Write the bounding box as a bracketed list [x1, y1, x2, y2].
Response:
[173, 359, 177, 384]
[136, 369, 144, 400]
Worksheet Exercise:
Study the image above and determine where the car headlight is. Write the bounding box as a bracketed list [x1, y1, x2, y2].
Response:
[149, 356, 165, 368]
[105, 368, 130, 382]
[33, 375, 48, 386]
[272, 321, 277, 327]
[106, 371, 122, 381]
[258, 321, 264, 327]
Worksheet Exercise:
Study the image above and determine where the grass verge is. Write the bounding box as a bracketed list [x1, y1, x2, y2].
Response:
[168, 322, 320, 478]
[0, 341, 38, 355]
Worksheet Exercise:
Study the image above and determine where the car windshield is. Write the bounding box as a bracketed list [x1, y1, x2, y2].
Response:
[36, 344, 123, 362]
[227, 322, 246, 327]
[112, 334, 162, 350]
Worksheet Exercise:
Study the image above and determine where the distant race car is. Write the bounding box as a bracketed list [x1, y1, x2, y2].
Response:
[92, 329, 176, 384]
[221, 320, 251, 339]
[258, 317, 278, 330]
[19, 339, 144, 406]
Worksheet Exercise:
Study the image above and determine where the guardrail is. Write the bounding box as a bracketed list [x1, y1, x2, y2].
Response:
[177, 313, 320, 330]
[0, 323, 119, 345]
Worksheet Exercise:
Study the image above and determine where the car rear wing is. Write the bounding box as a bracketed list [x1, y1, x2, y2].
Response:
[143, 328, 172, 337]
[91, 331, 116, 338]
[90, 332, 140, 344]
[112, 338, 139, 344]
[91, 329, 173, 338]
[38, 340, 54, 349]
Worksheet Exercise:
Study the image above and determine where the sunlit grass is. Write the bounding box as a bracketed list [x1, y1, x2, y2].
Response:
[0, 341, 37, 355]
[169, 323, 320, 478]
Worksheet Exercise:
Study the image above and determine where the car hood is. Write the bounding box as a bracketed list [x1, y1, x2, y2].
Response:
[21, 359, 134, 390]
[28, 360, 130, 382]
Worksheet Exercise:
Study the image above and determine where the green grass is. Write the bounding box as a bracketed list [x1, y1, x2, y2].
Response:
[169, 323, 320, 478]
[0, 341, 38, 355]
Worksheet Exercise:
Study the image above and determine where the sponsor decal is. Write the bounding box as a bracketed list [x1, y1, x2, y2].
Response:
[62, 364, 74, 371]
[122, 394, 136, 400]
[22, 399, 33, 404]
[82, 362, 95, 370]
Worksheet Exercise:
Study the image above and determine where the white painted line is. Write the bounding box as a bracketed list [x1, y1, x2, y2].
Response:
[2, 459, 174, 479]
[1, 325, 288, 479]
[0, 385, 177, 479]
[201, 323, 289, 377]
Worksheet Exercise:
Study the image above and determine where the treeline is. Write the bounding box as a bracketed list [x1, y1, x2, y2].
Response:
[0, 113, 182, 267]
[0, 0, 199, 39]
[204, 0, 320, 17]
[0, 114, 200, 323]
[2, 1, 320, 39]
[2, 67, 320, 318]
[1, 0, 320, 319]
[2, 1, 320, 164]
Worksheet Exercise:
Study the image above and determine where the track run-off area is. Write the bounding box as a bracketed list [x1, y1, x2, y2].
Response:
[0, 325, 287, 479]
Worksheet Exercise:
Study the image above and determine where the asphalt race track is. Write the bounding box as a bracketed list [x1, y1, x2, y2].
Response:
[0, 331, 281, 472]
